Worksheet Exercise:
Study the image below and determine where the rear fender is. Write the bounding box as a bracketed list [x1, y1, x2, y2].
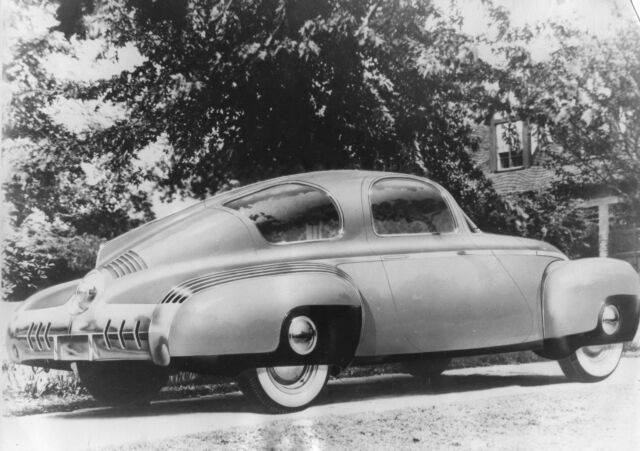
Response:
[542, 258, 640, 341]
[149, 267, 364, 367]
[18, 280, 79, 311]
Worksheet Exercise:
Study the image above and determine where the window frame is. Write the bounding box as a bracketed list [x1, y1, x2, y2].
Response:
[491, 116, 531, 172]
[368, 176, 460, 238]
[222, 181, 345, 246]
[463, 213, 481, 234]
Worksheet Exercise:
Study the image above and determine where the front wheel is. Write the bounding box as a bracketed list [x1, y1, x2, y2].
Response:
[76, 361, 168, 406]
[558, 343, 623, 382]
[238, 364, 329, 414]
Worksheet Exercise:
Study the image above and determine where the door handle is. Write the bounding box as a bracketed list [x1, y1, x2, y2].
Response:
[457, 249, 492, 256]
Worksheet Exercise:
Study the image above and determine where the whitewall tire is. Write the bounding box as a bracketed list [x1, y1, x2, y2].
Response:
[559, 343, 623, 382]
[239, 364, 329, 413]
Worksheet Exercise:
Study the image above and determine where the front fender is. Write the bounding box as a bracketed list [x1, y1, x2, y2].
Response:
[149, 267, 364, 366]
[542, 258, 640, 339]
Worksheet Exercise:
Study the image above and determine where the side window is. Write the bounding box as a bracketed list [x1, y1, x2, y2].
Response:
[225, 183, 342, 243]
[371, 178, 455, 235]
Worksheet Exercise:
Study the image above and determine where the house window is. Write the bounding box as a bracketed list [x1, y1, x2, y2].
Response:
[490, 117, 534, 172]
[496, 120, 523, 169]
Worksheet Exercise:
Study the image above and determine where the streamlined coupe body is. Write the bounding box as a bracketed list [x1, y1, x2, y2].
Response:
[7, 170, 640, 412]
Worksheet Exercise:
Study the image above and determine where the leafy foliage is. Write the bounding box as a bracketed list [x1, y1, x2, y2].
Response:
[484, 12, 640, 221]
[86, 0, 498, 209]
[2, 0, 153, 301]
[4, 0, 637, 302]
[545, 25, 640, 219]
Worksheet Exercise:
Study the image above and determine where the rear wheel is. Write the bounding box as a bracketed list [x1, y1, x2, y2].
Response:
[558, 343, 623, 382]
[76, 361, 168, 406]
[238, 364, 329, 414]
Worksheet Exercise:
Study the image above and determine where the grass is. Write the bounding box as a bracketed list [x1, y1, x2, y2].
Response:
[3, 346, 638, 416]
[0, 351, 544, 415]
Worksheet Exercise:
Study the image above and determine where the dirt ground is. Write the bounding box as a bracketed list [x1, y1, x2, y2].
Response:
[3, 360, 637, 451]
[103, 379, 639, 451]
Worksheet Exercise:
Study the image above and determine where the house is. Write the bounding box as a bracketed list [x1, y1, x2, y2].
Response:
[472, 118, 636, 268]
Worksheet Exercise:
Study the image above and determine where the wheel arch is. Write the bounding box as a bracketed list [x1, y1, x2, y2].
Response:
[541, 258, 640, 346]
[149, 265, 365, 368]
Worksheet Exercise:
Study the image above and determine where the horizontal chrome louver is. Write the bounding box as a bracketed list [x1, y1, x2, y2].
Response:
[103, 250, 147, 278]
[161, 262, 351, 304]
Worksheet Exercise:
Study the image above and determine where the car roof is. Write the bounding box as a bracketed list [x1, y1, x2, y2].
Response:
[205, 169, 428, 206]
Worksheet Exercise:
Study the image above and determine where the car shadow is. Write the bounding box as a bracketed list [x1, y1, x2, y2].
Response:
[320, 372, 568, 406]
[51, 370, 569, 419]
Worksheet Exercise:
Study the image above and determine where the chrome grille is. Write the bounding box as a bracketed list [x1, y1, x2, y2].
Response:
[103, 250, 147, 278]
[26, 321, 52, 351]
[18, 319, 149, 356]
[102, 319, 147, 350]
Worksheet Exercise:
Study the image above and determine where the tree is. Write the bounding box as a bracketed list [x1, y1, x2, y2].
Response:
[76, 0, 502, 211]
[545, 25, 640, 222]
[8, 0, 629, 301]
[483, 10, 640, 221]
[465, 5, 638, 255]
[2, 0, 153, 301]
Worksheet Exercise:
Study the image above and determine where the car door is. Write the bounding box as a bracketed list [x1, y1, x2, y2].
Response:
[367, 177, 534, 353]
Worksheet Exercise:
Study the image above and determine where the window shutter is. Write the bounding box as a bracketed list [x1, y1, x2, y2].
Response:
[489, 117, 497, 172]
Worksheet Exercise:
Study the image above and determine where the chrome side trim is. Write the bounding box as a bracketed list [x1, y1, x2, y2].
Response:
[536, 250, 569, 260]
[160, 262, 354, 304]
[491, 249, 539, 256]
[491, 249, 567, 260]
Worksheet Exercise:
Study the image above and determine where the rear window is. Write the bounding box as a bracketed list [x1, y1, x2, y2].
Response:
[370, 178, 455, 235]
[225, 183, 342, 243]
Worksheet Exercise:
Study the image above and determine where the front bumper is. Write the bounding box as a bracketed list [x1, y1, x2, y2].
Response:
[7, 303, 154, 365]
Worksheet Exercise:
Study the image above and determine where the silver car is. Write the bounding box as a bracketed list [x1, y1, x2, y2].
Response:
[6, 170, 640, 413]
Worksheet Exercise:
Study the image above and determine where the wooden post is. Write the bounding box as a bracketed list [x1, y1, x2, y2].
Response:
[634, 225, 639, 270]
[598, 203, 609, 257]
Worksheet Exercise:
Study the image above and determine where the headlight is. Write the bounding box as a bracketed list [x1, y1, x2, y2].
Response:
[67, 270, 106, 315]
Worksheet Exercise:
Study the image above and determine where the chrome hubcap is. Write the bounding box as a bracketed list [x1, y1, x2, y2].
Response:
[601, 305, 621, 335]
[288, 316, 318, 355]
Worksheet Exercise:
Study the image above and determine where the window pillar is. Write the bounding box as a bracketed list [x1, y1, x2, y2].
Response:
[598, 203, 610, 257]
